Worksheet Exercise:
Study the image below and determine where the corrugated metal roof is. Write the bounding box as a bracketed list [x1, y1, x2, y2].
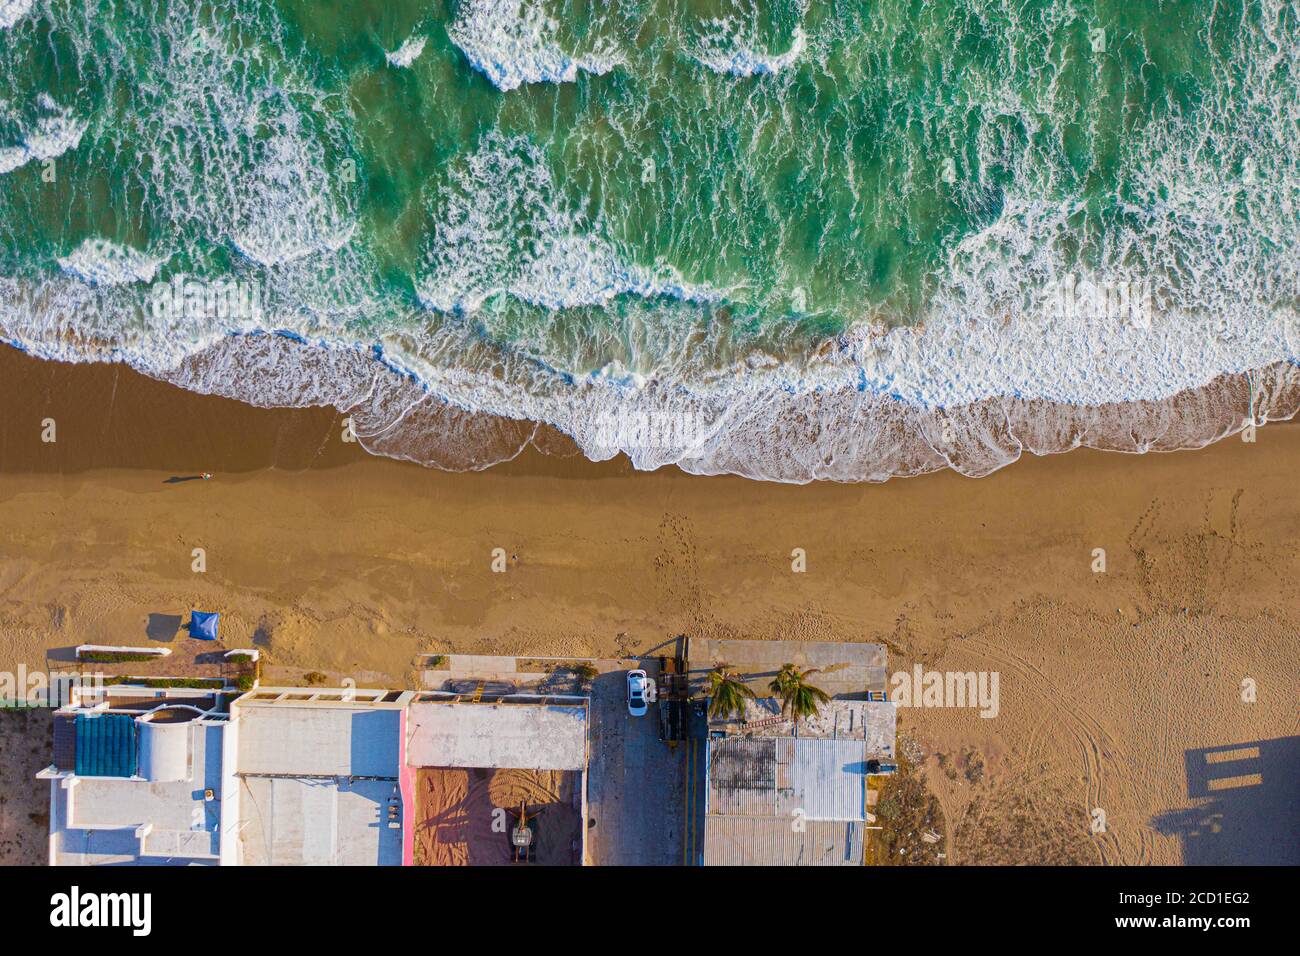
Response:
[706, 737, 865, 822]
[778, 738, 866, 821]
[703, 817, 863, 866]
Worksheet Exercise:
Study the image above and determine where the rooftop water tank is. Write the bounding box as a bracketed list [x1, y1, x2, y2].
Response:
[137, 711, 193, 782]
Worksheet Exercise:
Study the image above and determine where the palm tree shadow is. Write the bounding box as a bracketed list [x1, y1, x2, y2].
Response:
[1151, 737, 1300, 865]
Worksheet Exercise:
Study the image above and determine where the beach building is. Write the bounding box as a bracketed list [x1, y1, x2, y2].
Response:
[404, 690, 590, 865]
[39, 682, 415, 865]
[688, 637, 898, 866]
[39, 672, 594, 866]
[229, 687, 412, 866]
[698, 700, 897, 866]
[39, 684, 231, 865]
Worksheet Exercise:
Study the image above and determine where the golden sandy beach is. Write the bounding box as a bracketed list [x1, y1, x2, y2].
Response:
[0, 345, 1296, 865]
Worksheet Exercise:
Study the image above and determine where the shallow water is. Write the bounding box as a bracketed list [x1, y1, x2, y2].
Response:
[1, 0, 1297, 480]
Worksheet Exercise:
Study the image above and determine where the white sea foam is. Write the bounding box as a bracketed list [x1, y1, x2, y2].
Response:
[0, 147, 27, 174]
[692, 22, 807, 78]
[0, 96, 86, 174]
[417, 132, 726, 315]
[222, 99, 357, 266]
[57, 238, 165, 286]
[447, 0, 621, 91]
[0, 0, 33, 30]
[386, 35, 426, 68]
[4, 256, 1297, 484]
[30, 7, 361, 272]
[2, 0, 1298, 483]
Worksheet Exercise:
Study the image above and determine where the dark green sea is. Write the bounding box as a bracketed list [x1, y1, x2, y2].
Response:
[1, 0, 1297, 479]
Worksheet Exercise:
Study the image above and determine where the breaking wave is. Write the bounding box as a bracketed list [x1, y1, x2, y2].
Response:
[692, 23, 807, 77]
[57, 238, 165, 286]
[0, 95, 86, 174]
[387, 35, 427, 68]
[1, 0, 1298, 482]
[447, 0, 622, 92]
[0, 0, 33, 31]
[415, 132, 725, 313]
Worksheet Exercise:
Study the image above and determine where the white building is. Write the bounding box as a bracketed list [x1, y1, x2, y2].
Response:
[39, 684, 230, 865]
[228, 687, 411, 866]
[40, 683, 415, 866]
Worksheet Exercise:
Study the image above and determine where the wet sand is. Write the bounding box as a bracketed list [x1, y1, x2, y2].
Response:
[1, 344, 1297, 864]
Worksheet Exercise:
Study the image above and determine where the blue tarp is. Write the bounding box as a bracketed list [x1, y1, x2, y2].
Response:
[190, 611, 219, 641]
[74, 713, 137, 777]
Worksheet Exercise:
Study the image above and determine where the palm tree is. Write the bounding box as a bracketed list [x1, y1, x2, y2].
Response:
[770, 663, 830, 731]
[706, 664, 756, 720]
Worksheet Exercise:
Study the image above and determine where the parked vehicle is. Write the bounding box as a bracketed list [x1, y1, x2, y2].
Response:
[627, 669, 649, 716]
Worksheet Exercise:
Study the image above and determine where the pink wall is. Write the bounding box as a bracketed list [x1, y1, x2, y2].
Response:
[399, 706, 415, 866]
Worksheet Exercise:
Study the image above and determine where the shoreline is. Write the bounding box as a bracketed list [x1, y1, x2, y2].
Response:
[2, 337, 1297, 483]
[1, 343, 1297, 865]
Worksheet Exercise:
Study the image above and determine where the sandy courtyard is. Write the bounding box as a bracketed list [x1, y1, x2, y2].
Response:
[413, 767, 583, 865]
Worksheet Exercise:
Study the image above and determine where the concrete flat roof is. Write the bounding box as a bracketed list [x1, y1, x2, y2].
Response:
[235, 705, 401, 778]
[690, 638, 888, 696]
[406, 701, 587, 771]
[238, 776, 402, 865]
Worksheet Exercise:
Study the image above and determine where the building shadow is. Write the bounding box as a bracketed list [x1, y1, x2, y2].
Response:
[465, 768, 504, 866]
[1151, 737, 1300, 865]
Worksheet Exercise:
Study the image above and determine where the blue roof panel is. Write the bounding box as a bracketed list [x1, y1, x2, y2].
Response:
[74, 713, 137, 777]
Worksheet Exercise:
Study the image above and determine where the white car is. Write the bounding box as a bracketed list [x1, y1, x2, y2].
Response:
[626, 669, 649, 716]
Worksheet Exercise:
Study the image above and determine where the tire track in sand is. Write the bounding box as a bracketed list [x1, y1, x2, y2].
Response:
[961, 635, 1126, 865]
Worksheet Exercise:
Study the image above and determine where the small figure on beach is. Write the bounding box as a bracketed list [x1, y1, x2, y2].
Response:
[163, 472, 214, 484]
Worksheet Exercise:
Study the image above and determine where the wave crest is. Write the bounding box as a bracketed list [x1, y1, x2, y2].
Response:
[448, 0, 621, 91]
[57, 239, 165, 286]
[692, 22, 806, 77]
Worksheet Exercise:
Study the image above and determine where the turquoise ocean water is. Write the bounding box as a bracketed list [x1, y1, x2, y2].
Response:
[1, 0, 1297, 479]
